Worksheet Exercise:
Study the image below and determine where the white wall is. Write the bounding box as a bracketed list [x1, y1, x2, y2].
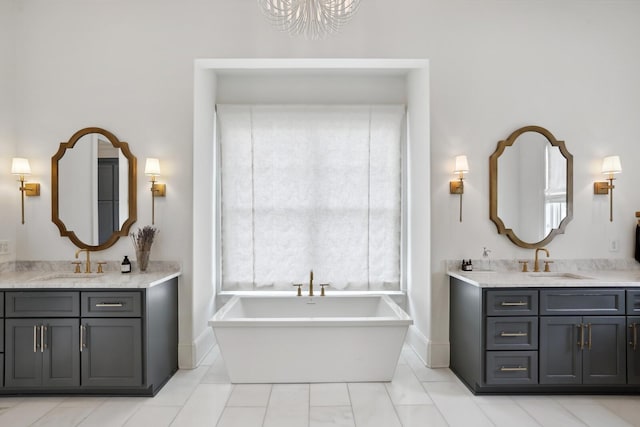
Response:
[0, 0, 17, 262]
[4, 0, 640, 367]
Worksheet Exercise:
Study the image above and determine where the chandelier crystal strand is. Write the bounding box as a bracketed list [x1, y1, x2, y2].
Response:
[259, 0, 361, 40]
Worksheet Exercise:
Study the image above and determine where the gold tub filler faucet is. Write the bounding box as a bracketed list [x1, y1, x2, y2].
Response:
[294, 270, 329, 296]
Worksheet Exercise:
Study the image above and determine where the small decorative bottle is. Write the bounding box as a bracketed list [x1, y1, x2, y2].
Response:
[121, 256, 132, 274]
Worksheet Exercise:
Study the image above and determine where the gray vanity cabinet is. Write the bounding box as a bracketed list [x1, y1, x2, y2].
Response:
[539, 289, 626, 385]
[628, 316, 640, 384]
[539, 316, 626, 385]
[627, 291, 640, 384]
[80, 292, 143, 388]
[4, 291, 81, 388]
[450, 278, 638, 394]
[1, 278, 178, 396]
[4, 318, 80, 388]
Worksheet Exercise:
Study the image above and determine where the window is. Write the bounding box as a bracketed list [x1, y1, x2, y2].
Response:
[544, 144, 567, 236]
[217, 105, 405, 291]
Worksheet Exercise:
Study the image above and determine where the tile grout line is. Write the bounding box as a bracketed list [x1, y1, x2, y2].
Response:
[381, 380, 404, 426]
[213, 383, 236, 427]
[419, 381, 452, 427]
[345, 383, 358, 427]
[260, 384, 274, 427]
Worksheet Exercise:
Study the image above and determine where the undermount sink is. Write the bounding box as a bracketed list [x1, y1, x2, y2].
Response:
[30, 272, 102, 281]
[526, 272, 593, 280]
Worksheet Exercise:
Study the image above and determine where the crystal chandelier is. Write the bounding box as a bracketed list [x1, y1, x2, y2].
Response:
[259, 0, 361, 40]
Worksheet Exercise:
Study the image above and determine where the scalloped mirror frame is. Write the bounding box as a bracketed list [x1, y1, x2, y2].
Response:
[489, 125, 573, 249]
[52, 127, 137, 250]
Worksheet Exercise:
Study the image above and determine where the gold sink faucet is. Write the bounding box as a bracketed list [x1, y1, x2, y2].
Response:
[75, 248, 92, 273]
[534, 247, 549, 272]
[308, 270, 314, 296]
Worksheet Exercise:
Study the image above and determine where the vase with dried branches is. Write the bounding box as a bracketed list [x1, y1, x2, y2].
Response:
[131, 226, 158, 272]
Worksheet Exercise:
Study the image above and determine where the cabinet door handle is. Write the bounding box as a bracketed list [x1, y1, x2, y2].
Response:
[80, 324, 86, 352]
[500, 301, 527, 307]
[499, 366, 528, 372]
[40, 325, 46, 352]
[577, 324, 584, 350]
[95, 302, 123, 307]
[587, 323, 592, 350]
[33, 325, 38, 353]
[500, 332, 527, 337]
[630, 323, 638, 351]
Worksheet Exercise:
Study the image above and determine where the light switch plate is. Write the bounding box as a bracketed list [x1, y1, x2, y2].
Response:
[0, 240, 9, 255]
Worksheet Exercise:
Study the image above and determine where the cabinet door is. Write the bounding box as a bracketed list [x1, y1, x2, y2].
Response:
[539, 316, 582, 384]
[81, 318, 142, 387]
[4, 319, 43, 387]
[42, 319, 80, 387]
[582, 316, 626, 385]
[627, 317, 640, 384]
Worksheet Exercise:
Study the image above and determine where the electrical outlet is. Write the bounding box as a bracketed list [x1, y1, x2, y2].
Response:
[0, 240, 9, 255]
[609, 239, 619, 252]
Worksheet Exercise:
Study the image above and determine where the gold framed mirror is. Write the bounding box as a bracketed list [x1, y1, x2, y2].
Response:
[490, 125, 573, 248]
[52, 127, 137, 250]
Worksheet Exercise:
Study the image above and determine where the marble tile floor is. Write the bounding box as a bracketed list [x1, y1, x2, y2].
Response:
[2, 345, 640, 427]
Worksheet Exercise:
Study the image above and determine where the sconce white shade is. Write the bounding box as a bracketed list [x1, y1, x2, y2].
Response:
[453, 155, 469, 174]
[11, 158, 31, 176]
[145, 158, 161, 176]
[601, 155, 622, 175]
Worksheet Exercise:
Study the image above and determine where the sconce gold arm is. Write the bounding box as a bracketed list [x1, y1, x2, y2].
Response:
[16, 175, 40, 224]
[450, 155, 468, 223]
[450, 174, 464, 222]
[149, 176, 166, 225]
[593, 176, 615, 222]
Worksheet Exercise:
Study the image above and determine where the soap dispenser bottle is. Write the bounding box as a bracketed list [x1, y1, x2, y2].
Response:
[121, 256, 132, 273]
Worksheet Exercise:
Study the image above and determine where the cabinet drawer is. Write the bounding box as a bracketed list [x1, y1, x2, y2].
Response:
[485, 290, 538, 316]
[5, 291, 79, 317]
[486, 351, 538, 385]
[627, 290, 640, 314]
[486, 317, 538, 350]
[81, 292, 142, 317]
[540, 289, 625, 315]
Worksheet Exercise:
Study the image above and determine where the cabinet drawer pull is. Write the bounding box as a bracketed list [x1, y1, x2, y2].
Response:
[500, 332, 528, 337]
[587, 323, 592, 350]
[95, 302, 124, 307]
[500, 301, 527, 307]
[40, 325, 45, 353]
[630, 323, 638, 351]
[33, 325, 38, 353]
[499, 366, 528, 372]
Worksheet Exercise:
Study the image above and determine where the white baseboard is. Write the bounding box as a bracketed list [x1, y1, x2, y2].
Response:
[406, 325, 428, 365]
[178, 328, 217, 369]
[427, 340, 450, 368]
[406, 325, 449, 368]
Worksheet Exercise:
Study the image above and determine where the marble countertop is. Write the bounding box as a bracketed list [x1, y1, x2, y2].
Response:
[0, 262, 181, 289]
[448, 269, 640, 288]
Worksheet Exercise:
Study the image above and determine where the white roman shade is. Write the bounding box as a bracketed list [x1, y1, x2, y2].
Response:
[217, 104, 404, 291]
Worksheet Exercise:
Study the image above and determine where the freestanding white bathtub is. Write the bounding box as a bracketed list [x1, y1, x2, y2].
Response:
[208, 294, 412, 383]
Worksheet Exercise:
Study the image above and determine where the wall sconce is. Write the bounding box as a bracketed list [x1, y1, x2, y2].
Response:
[144, 158, 166, 225]
[450, 155, 469, 222]
[11, 157, 40, 224]
[594, 155, 622, 222]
